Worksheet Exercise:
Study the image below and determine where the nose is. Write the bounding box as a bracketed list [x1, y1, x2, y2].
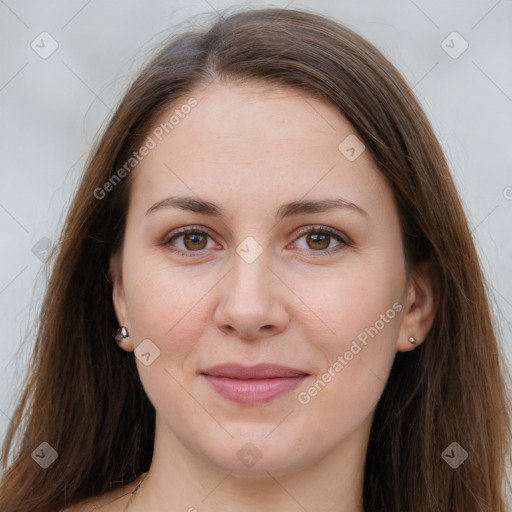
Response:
[213, 251, 290, 341]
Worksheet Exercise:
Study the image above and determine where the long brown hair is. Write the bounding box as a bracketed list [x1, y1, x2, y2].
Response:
[1, 7, 510, 511]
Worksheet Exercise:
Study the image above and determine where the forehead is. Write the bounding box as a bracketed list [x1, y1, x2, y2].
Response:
[127, 81, 394, 222]
[157, 81, 353, 157]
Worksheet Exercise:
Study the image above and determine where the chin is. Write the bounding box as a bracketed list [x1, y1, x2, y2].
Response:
[198, 433, 312, 478]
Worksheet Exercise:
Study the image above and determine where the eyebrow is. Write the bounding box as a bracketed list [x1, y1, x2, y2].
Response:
[145, 195, 369, 221]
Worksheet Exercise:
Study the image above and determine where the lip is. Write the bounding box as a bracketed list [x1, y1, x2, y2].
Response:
[201, 363, 310, 404]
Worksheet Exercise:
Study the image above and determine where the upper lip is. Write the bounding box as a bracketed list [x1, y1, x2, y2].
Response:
[201, 363, 310, 379]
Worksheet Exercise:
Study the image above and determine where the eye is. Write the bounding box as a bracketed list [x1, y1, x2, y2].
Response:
[162, 224, 349, 258]
[291, 225, 349, 255]
[162, 226, 218, 257]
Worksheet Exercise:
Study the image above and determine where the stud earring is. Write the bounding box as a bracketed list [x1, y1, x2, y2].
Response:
[408, 336, 416, 344]
[115, 326, 129, 343]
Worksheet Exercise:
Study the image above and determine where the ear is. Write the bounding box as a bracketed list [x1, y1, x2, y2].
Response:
[396, 260, 437, 352]
[110, 252, 134, 352]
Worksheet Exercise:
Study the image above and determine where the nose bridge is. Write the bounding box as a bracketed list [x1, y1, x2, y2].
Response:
[214, 240, 288, 339]
[227, 230, 272, 298]
[228, 245, 272, 311]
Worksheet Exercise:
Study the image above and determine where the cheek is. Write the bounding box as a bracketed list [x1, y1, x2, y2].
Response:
[297, 258, 403, 345]
[121, 250, 230, 377]
[294, 277, 401, 442]
[294, 257, 403, 400]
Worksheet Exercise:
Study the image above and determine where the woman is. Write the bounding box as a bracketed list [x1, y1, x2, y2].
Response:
[1, 7, 510, 512]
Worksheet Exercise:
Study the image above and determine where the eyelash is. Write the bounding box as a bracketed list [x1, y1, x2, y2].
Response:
[161, 225, 350, 258]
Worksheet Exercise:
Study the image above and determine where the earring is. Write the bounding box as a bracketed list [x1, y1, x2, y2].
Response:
[408, 336, 416, 344]
[115, 326, 129, 343]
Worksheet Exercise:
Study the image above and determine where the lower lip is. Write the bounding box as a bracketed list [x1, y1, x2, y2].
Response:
[202, 375, 308, 404]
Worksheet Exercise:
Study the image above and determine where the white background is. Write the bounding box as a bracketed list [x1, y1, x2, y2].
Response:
[0, 0, 511, 481]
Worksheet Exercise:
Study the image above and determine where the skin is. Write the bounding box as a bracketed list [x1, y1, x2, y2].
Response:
[79, 81, 436, 512]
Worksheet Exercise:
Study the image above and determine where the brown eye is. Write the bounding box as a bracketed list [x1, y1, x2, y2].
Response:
[293, 226, 348, 255]
[305, 232, 331, 250]
[182, 232, 208, 251]
[163, 227, 216, 256]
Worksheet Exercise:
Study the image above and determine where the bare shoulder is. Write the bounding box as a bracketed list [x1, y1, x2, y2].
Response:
[61, 477, 142, 511]
[61, 491, 129, 511]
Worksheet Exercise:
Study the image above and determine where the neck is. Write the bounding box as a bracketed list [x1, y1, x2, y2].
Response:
[129, 414, 370, 512]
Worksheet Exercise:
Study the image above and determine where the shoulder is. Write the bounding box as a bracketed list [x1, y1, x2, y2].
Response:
[61, 494, 128, 511]
[61, 477, 141, 511]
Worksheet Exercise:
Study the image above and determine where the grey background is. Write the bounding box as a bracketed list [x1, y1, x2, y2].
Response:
[0, 0, 511, 485]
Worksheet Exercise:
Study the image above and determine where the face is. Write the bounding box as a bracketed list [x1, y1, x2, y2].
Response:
[111, 81, 433, 477]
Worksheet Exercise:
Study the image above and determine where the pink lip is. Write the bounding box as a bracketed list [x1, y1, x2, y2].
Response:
[201, 363, 309, 404]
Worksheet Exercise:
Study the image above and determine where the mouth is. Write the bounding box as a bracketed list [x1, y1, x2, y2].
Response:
[200, 363, 310, 404]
